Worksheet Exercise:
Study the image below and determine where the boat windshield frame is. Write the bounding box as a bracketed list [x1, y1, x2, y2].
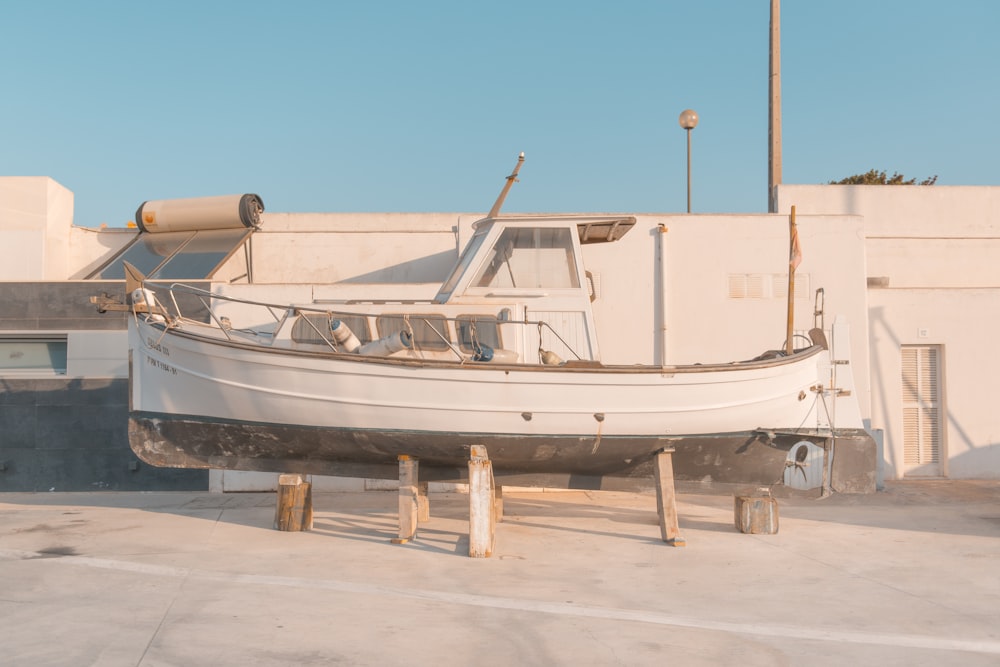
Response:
[435, 226, 491, 303]
[468, 226, 581, 291]
[437, 218, 598, 303]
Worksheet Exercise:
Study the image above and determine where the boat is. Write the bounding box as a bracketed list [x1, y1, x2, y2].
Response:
[119, 157, 875, 489]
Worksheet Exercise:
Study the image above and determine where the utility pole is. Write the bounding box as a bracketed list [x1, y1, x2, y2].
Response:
[768, 0, 782, 213]
[679, 109, 699, 213]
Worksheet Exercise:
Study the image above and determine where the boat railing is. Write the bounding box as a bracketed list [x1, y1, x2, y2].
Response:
[157, 282, 586, 361]
[164, 283, 291, 343]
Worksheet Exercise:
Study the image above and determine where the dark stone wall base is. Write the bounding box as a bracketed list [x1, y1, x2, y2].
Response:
[831, 434, 878, 494]
[0, 378, 206, 492]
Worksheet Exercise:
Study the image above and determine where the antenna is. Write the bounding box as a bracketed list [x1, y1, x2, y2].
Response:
[487, 152, 525, 218]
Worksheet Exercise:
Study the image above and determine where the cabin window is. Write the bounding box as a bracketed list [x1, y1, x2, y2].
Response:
[456, 315, 501, 353]
[377, 314, 450, 351]
[0, 336, 68, 375]
[292, 314, 371, 346]
[472, 228, 580, 289]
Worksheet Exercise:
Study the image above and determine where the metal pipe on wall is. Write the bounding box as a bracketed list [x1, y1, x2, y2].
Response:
[658, 224, 669, 364]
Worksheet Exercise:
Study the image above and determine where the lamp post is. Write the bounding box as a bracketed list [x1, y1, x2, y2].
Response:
[678, 109, 699, 213]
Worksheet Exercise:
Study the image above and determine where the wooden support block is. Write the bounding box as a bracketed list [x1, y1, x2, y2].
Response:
[735, 491, 779, 534]
[274, 474, 313, 531]
[417, 481, 430, 523]
[654, 448, 685, 547]
[495, 484, 504, 524]
[393, 455, 419, 544]
[468, 444, 496, 558]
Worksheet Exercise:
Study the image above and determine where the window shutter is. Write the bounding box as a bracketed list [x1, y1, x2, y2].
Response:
[901, 346, 941, 470]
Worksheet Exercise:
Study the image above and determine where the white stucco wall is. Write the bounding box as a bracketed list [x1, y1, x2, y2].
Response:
[0, 176, 137, 280]
[13, 175, 1000, 481]
[777, 185, 1000, 480]
[868, 289, 1000, 479]
[581, 214, 869, 373]
[251, 212, 472, 284]
[775, 185, 1000, 237]
[0, 177, 73, 279]
[68, 226, 136, 279]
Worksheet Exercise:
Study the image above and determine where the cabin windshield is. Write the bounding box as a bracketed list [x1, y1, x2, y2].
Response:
[439, 228, 489, 296]
[471, 227, 580, 289]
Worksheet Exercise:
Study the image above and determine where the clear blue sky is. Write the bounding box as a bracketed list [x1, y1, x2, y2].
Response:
[2, 1, 998, 226]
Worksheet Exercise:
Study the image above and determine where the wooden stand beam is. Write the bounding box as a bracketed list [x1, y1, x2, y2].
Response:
[468, 445, 497, 558]
[494, 484, 504, 523]
[393, 455, 421, 544]
[274, 474, 313, 531]
[417, 481, 430, 523]
[654, 448, 685, 546]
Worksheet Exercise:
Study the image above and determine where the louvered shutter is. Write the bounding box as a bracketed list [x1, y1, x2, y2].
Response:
[901, 346, 942, 474]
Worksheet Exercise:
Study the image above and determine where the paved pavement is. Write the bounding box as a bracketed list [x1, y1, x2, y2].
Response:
[1, 480, 999, 666]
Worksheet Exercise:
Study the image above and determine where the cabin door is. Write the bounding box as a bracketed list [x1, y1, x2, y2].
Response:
[901, 345, 944, 477]
[524, 307, 596, 363]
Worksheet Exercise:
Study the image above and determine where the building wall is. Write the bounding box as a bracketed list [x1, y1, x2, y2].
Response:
[0, 377, 207, 491]
[777, 185, 1000, 480]
[579, 214, 870, 380]
[68, 226, 136, 280]
[237, 211, 871, 375]
[0, 177, 136, 281]
[210, 210, 873, 492]
[0, 191, 876, 491]
[0, 177, 73, 280]
[251, 212, 470, 284]
[0, 281, 207, 491]
[21, 176, 994, 489]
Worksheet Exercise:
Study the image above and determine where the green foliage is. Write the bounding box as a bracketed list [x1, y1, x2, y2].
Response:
[829, 169, 938, 186]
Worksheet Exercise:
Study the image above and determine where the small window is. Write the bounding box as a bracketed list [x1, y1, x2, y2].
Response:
[292, 314, 371, 346]
[456, 315, 501, 353]
[0, 336, 68, 374]
[377, 314, 450, 351]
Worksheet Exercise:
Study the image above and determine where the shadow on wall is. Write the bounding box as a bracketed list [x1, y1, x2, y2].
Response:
[946, 443, 1000, 480]
[870, 306, 988, 481]
[865, 306, 901, 477]
[340, 249, 457, 284]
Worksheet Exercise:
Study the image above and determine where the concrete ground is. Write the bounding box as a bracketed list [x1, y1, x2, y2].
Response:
[1, 480, 998, 667]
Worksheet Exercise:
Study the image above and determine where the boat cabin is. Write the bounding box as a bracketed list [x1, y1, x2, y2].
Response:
[211, 215, 635, 366]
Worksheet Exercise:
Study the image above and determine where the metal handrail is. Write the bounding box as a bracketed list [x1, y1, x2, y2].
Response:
[157, 282, 586, 361]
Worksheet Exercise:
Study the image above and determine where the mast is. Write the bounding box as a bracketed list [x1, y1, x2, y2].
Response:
[785, 206, 799, 355]
[768, 0, 782, 213]
[487, 152, 525, 218]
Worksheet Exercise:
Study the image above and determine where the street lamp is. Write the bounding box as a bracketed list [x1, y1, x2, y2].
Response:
[678, 109, 699, 213]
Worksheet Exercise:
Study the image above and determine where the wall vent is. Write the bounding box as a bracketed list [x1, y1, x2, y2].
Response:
[728, 273, 809, 299]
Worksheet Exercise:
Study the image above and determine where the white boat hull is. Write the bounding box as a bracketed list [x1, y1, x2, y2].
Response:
[129, 317, 868, 485]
